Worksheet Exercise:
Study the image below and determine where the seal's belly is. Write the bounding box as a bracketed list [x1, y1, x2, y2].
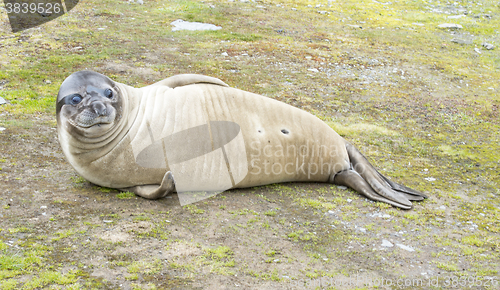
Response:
[98, 84, 348, 189]
[201, 86, 349, 187]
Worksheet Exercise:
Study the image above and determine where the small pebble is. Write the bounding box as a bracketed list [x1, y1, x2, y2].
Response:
[447, 15, 465, 19]
[171, 19, 221, 31]
[437, 23, 463, 29]
[396, 243, 415, 252]
[371, 213, 391, 218]
[381, 239, 393, 247]
[482, 43, 494, 50]
[451, 38, 471, 45]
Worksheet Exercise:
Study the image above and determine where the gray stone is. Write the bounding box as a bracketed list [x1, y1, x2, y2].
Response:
[396, 243, 415, 252]
[451, 38, 472, 45]
[381, 239, 394, 247]
[447, 15, 465, 19]
[171, 19, 222, 31]
[371, 212, 391, 218]
[437, 23, 463, 29]
[482, 43, 495, 50]
[0, 97, 6, 105]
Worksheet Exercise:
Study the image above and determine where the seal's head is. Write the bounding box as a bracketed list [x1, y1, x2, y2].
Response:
[57, 71, 123, 137]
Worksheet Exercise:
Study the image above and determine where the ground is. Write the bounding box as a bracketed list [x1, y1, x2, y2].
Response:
[0, 0, 499, 289]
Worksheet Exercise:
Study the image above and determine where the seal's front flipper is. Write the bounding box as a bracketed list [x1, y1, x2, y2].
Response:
[122, 171, 175, 200]
[150, 74, 229, 88]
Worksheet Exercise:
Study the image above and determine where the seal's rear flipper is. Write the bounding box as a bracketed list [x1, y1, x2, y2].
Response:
[333, 143, 427, 209]
[121, 171, 176, 200]
[377, 172, 427, 200]
[333, 170, 412, 209]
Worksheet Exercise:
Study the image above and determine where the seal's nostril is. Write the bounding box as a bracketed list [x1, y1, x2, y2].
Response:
[92, 102, 107, 116]
[281, 129, 289, 134]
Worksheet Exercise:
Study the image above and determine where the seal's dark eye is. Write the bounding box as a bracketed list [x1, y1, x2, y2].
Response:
[104, 88, 113, 99]
[71, 94, 82, 105]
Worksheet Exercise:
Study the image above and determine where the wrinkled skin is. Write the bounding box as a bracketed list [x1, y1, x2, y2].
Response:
[56, 71, 427, 209]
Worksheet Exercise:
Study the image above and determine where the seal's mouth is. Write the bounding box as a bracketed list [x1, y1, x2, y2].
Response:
[79, 117, 114, 128]
[73, 108, 116, 128]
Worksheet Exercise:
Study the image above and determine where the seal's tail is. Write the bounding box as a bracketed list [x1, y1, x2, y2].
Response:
[333, 143, 427, 209]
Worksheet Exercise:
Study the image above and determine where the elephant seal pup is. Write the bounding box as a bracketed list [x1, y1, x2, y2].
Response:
[56, 71, 427, 209]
